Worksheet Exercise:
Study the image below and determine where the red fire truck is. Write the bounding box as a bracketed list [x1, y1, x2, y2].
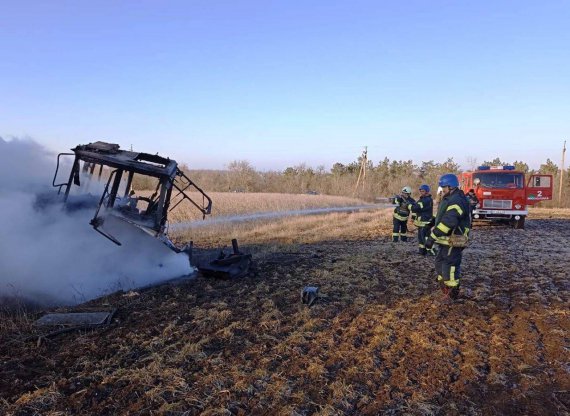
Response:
[459, 166, 553, 229]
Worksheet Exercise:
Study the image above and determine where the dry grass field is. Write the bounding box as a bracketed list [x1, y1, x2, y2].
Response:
[529, 206, 570, 219]
[1, 196, 569, 415]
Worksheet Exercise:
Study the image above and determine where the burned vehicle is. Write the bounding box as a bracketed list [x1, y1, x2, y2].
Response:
[48, 141, 251, 278]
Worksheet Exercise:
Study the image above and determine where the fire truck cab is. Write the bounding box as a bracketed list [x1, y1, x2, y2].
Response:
[459, 165, 553, 229]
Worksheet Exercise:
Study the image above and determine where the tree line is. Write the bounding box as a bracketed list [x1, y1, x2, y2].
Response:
[132, 156, 570, 207]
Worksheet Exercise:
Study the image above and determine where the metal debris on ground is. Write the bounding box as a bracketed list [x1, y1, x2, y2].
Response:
[196, 239, 253, 279]
[28, 309, 118, 346]
[301, 286, 319, 307]
[35, 309, 116, 327]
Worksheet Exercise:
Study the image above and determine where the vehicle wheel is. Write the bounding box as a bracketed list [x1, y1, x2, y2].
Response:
[512, 216, 525, 229]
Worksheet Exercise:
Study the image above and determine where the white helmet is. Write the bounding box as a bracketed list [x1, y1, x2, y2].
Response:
[401, 186, 412, 194]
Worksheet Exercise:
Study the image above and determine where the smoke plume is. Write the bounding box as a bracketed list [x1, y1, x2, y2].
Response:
[0, 137, 192, 307]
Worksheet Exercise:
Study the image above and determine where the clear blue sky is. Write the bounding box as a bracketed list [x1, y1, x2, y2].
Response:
[1, 1, 568, 170]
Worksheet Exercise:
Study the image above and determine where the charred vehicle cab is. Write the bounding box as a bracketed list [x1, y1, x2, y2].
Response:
[51, 141, 212, 246]
[459, 166, 553, 229]
[45, 141, 252, 278]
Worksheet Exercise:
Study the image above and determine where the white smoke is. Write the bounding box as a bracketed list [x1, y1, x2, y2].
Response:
[0, 137, 193, 306]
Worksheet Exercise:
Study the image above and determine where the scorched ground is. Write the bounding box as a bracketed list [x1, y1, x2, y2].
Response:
[1, 211, 569, 415]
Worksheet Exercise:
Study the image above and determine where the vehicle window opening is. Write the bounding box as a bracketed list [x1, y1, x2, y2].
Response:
[473, 173, 524, 189]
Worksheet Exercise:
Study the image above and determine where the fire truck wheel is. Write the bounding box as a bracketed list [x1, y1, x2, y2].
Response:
[512, 216, 525, 229]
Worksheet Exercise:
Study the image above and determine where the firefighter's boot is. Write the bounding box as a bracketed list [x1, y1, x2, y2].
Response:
[401, 235, 408, 242]
[418, 247, 427, 255]
[392, 234, 399, 242]
[449, 287, 460, 300]
[439, 286, 453, 305]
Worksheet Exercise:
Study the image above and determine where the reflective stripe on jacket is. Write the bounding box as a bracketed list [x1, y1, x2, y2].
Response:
[393, 195, 415, 221]
[410, 194, 433, 226]
[430, 189, 471, 246]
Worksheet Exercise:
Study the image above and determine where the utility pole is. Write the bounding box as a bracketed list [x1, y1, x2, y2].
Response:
[354, 146, 368, 195]
[559, 140, 566, 207]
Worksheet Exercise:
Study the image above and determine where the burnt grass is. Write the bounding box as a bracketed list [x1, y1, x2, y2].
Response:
[1, 218, 569, 415]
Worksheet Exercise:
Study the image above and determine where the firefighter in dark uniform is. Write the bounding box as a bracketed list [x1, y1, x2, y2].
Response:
[425, 174, 471, 302]
[410, 184, 434, 255]
[466, 189, 479, 218]
[392, 186, 415, 242]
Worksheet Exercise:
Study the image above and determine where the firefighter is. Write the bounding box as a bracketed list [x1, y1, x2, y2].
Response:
[425, 174, 471, 302]
[410, 184, 434, 255]
[466, 188, 479, 218]
[392, 186, 415, 242]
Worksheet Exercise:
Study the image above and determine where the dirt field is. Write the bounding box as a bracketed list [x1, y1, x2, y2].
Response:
[1, 209, 569, 415]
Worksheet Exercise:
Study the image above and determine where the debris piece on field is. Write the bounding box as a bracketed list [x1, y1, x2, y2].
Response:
[197, 239, 253, 279]
[35, 310, 115, 327]
[301, 286, 319, 306]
